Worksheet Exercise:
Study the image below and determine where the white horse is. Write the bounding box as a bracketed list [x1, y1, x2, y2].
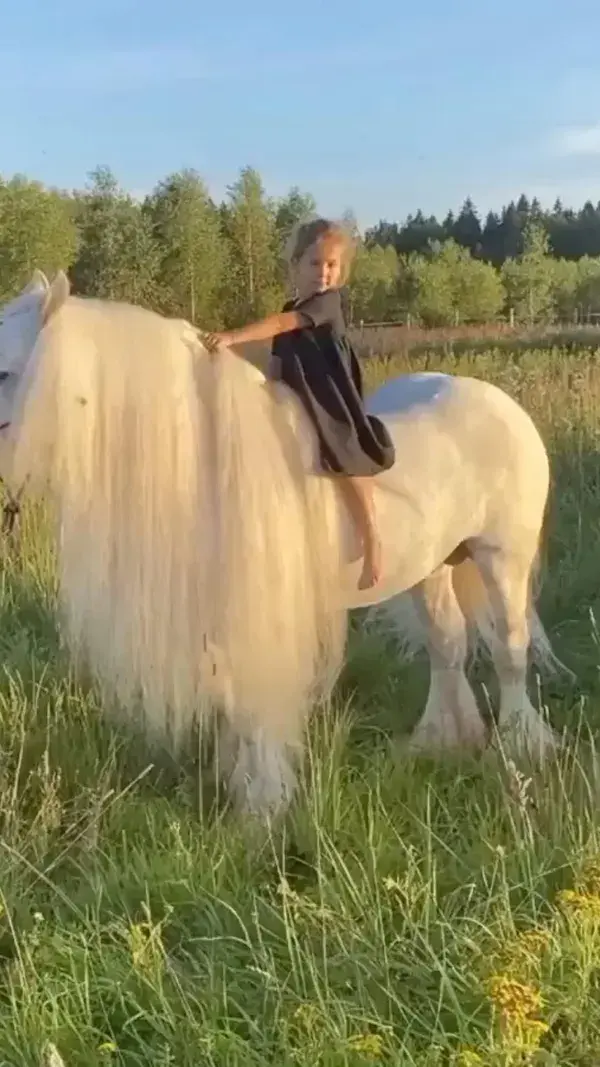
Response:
[0, 270, 563, 817]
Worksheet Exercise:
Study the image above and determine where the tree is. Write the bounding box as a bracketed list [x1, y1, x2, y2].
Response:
[549, 257, 579, 320]
[407, 248, 454, 326]
[481, 211, 502, 263]
[273, 187, 317, 290]
[451, 197, 482, 254]
[70, 166, 159, 306]
[0, 176, 78, 301]
[574, 201, 600, 258]
[364, 220, 401, 251]
[347, 243, 399, 322]
[146, 169, 225, 327]
[222, 166, 284, 325]
[501, 221, 554, 325]
[7, 161, 600, 333]
[395, 211, 446, 256]
[409, 240, 504, 326]
[275, 187, 317, 247]
[454, 252, 505, 323]
[575, 256, 600, 319]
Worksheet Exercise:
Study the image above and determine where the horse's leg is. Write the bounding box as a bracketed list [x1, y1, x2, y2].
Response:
[227, 727, 298, 818]
[470, 543, 558, 760]
[215, 714, 298, 819]
[206, 640, 299, 819]
[408, 564, 487, 752]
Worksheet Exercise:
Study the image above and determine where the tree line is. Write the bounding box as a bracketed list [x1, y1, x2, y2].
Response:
[2, 164, 600, 330]
[366, 194, 600, 263]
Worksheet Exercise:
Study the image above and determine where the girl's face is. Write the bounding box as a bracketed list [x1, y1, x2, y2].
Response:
[294, 235, 344, 297]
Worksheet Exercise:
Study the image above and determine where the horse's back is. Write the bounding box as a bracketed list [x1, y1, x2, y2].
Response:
[369, 371, 546, 475]
[367, 371, 453, 419]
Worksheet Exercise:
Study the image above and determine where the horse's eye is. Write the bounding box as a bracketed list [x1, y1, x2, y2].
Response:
[0, 373, 9, 383]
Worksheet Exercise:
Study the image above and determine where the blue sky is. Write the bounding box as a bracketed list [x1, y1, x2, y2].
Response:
[3, 0, 600, 228]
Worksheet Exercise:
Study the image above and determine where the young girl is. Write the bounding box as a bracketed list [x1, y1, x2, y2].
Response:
[202, 216, 396, 590]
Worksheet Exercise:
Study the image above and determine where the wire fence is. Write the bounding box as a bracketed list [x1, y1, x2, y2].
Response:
[350, 310, 600, 333]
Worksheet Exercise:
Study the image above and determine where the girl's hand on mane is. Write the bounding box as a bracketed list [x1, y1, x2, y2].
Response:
[199, 331, 230, 355]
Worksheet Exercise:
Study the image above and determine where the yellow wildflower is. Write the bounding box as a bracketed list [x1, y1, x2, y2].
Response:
[454, 1050, 484, 1067]
[486, 975, 549, 1053]
[556, 888, 600, 918]
[127, 918, 166, 973]
[578, 857, 600, 895]
[347, 1032, 384, 1059]
[292, 1003, 321, 1031]
[495, 925, 552, 976]
[516, 1018, 550, 1050]
[514, 926, 551, 957]
[486, 974, 542, 1022]
[383, 875, 398, 892]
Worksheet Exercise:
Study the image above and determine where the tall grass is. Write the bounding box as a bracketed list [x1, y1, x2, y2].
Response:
[351, 322, 600, 363]
[0, 344, 599, 1064]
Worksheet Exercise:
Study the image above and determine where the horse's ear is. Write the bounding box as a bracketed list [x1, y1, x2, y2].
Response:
[42, 270, 70, 325]
[25, 269, 49, 294]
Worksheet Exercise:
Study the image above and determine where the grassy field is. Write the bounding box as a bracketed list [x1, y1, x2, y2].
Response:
[2, 344, 600, 1065]
[349, 321, 600, 361]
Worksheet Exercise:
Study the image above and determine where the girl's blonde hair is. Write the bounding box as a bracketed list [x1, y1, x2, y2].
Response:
[284, 215, 357, 284]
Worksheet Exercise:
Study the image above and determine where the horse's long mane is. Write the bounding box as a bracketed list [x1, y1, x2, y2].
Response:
[7, 297, 348, 749]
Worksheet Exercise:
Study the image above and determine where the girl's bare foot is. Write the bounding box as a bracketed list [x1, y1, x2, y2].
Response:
[358, 538, 382, 590]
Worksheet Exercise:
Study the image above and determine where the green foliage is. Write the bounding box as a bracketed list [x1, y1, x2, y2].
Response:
[274, 186, 318, 292]
[406, 248, 455, 326]
[501, 221, 554, 325]
[348, 243, 399, 322]
[449, 196, 482, 253]
[0, 176, 78, 302]
[220, 166, 285, 326]
[408, 240, 505, 326]
[549, 257, 579, 320]
[4, 165, 600, 333]
[274, 186, 317, 247]
[146, 169, 225, 327]
[70, 166, 159, 306]
[574, 256, 600, 316]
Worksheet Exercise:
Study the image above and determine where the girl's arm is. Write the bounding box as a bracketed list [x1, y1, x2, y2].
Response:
[201, 310, 306, 353]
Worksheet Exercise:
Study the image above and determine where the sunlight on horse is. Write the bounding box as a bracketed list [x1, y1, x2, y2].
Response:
[0, 271, 567, 818]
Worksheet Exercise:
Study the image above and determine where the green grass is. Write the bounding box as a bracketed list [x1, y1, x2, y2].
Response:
[2, 346, 600, 1064]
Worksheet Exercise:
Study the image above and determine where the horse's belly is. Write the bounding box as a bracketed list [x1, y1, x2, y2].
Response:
[369, 374, 487, 552]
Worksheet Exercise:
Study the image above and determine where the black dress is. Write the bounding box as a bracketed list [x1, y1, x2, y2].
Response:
[270, 288, 396, 477]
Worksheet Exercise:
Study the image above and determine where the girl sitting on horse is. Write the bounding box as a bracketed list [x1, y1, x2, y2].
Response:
[202, 216, 395, 590]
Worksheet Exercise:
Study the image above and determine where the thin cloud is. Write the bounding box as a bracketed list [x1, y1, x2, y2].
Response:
[551, 123, 600, 158]
[0, 47, 211, 91]
[0, 42, 411, 93]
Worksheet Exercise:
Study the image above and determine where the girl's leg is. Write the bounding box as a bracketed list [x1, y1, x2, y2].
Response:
[338, 475, 382, 590]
